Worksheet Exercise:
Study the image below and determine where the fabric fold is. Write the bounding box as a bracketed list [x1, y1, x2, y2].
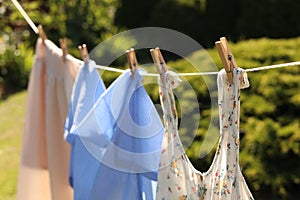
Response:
[155, 68, 254, 200]
[65, 65, 164, 200]
[202, 68, 253, 199]
[17, 38, 80, 200]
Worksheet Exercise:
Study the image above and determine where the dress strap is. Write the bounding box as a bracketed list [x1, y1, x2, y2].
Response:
[158, 71, 181, 126]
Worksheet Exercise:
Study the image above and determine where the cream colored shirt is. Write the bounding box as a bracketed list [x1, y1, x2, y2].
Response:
[17, 38, 81, 200]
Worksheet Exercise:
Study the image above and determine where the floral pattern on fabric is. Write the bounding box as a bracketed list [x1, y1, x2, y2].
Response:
[156, 71, 203, 200]
[156, 69, 254, 200]
[202, 68, 253, 200]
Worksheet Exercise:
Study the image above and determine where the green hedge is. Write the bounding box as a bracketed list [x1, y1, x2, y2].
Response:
[115, 0, 300, 47]
[179, 37, 300, 199]
[0, 33, 33, 98]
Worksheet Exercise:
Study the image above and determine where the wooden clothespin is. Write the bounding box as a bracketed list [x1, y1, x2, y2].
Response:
[126, 48, 139, 79]
[37, 25, 47, 41]
[59, 38, 68, 62]
[215, 37, 237, 84]
[78, 44, 89, 63]
[150, 47, 168, 75]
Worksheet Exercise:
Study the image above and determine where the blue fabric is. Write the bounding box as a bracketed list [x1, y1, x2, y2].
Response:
[65, 61, 164, 200]
[64, 60, 106, 190]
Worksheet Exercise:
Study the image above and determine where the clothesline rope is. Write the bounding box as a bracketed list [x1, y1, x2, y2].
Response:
[11, 0, 39, 34]
[11, 0, 300, 77]
[95, 61, 300, 77]
[244, 61, 300, 72]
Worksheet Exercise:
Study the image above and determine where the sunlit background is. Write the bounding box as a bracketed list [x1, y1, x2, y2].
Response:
[0, 0, 300, 199]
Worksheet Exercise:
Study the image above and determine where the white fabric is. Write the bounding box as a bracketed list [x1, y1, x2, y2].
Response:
[156, 71, 203, 200]
[202, 68, 253, 199]
[156, 69, 254, 200]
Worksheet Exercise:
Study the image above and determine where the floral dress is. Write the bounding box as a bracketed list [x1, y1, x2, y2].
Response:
[202, 68, 254, 200]
[156, 71, 204, 200]
[156, 68, 254, 200]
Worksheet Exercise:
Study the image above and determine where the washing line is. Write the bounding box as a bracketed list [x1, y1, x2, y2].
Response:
[11, 0, 300, 77]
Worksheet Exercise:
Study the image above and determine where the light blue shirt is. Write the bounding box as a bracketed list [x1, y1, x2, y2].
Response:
[65, 61, 164, 200]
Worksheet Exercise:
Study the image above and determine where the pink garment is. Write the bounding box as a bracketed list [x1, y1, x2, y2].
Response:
[17, 38, 81, 200]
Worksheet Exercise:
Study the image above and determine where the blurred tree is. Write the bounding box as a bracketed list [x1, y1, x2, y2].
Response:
[115, 0, 300, 45]
[205, 0, 240, 43]
[6, 0, 120, 54]
[0, 0, 34, 97]
[115, 0, 160, 29]
[148, 0, 204, 42]
[237, 0, 300, 39]
[2, 1, 300, 199]
[115, 0, 206, 45]
[1, 0, 120, 96]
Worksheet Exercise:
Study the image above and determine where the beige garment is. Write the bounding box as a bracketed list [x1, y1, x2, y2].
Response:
[17, 38, 81, 200]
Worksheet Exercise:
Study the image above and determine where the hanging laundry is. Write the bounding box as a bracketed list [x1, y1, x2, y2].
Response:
[64, 59, 106, 195]
[64, 65, 164, 200]
[155, 71, 203, 200]
[155, 69, 254, 199]
[202, 68, 254, 200]
[17, 38, 81, 200]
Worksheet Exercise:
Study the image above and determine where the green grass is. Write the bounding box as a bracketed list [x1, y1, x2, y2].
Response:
[0, 91, 26, 200]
